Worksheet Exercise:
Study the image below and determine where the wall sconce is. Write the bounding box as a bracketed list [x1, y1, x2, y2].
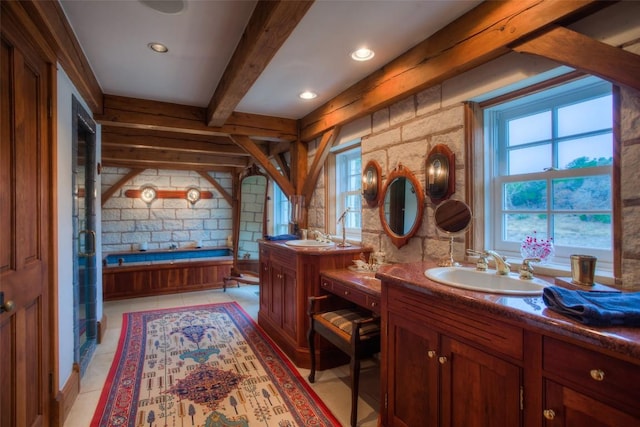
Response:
[186, 188, 201, 205]
[426, 144, 455, 204]
[362, 160, 381, 207]
[140, 186, 157, 204]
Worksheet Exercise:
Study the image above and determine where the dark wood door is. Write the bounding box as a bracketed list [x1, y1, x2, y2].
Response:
[440, 336, 522, 427]
[386, 312, 439, 427]
[1, 12, 52, 427]
[543, 380, 639, 426]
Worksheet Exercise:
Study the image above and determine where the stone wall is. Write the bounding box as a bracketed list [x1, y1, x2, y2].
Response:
[101, 168, 233, 253]
[238, 176, 267, 260]
[307, 84, 640, 288]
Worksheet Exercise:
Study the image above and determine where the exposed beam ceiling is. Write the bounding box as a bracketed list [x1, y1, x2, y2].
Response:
[206, 1, 314, 127]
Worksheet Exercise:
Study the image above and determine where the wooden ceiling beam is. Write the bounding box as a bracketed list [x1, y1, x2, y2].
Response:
[96, 95, 298, 141]
[102, 127, 249, 156]
[301, 128, 338, 204]
[230, 134, 295, 198]
[207, 0, 314, 126]
[299, 0, 611, 142]
[197, 172, 233, 206]
[101, 159, 238, 174]
[101, 168, 144, 207]
[512, 26, 640, 92]
[101, 145, 249, 168]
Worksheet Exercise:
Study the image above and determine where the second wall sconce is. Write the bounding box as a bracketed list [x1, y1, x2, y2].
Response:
[125, 187, 213, 205]
[426, 144, 455, 204]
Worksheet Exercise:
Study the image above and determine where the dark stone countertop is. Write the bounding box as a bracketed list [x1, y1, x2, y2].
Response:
[373, 261, 640, 362]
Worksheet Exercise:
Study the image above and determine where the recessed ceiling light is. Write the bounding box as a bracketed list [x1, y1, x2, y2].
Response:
[351, 48, 375, 62]
[148, 42, 169, 53]
[299, 91, 317, 100]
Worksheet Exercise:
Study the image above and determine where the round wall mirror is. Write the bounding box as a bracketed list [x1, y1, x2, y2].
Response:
[379, 164, 424, 248]
[434, 199, 472, 234]
[434, 199, 472, 267]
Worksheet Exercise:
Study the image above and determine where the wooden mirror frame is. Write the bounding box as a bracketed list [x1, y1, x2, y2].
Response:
[426, 144, 455, 205]
[362, 159, 381, 207]
[379, 164, 425, 249]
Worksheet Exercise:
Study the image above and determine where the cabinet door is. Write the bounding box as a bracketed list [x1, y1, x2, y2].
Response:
[281, 265, 297, 339]
[268, 265, 283, 325]
[386, 312, 439, 427]
[440, 336, 522, 427]
[259, 257, 270, 313]
[543, 380, 640, 426]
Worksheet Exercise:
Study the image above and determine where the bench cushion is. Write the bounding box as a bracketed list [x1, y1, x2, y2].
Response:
[319, 309, 380, 337]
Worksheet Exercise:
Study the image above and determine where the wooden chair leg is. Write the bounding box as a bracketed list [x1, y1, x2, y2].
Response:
[350, 356, 360, 427]
[307, 325, 316, 383]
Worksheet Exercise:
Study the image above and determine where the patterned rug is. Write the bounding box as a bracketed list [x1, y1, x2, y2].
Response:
[91, 302, 340, 426]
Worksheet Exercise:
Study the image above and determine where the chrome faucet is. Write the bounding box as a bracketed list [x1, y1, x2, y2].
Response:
[337, 207, 351, 247]
[485, 250, 511, 275]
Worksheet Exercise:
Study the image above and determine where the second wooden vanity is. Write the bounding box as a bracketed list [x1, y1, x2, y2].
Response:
[258, 240, 370, 368]
[376, 262, 640, 427]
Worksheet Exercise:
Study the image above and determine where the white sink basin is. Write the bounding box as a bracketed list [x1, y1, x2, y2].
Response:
[285, 239, 334, 247]
[424, 266, 549, 295]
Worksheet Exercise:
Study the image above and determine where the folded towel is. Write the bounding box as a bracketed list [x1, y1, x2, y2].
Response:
[542, 286, 640, 327]
[265, 234, 298, 241]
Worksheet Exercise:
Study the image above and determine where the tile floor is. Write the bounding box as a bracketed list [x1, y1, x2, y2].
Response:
[64, 285, 380, 426]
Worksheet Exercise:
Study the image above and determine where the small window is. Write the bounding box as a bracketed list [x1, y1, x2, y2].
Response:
[334, 146, 362, 240]
[484, 76, 613, 269]
[272, 184, 290, 236]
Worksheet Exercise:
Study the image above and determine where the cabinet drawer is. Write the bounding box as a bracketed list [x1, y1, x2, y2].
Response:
[543, 336, 640, 410]
[388, 285, 523, 359]
[331, 280, 368, 307]
[366, 295, 380, 314]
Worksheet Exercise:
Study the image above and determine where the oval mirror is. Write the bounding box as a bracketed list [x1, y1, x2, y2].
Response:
[379, 164, 424, 248]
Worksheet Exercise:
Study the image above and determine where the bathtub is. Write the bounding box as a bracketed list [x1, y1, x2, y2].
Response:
[102, 247, 233, 300]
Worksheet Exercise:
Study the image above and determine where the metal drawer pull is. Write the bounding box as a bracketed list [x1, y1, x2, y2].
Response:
[543, 409, 555, 420]
[438, 356, 448, 364]
[370, 302, 377, 308]
[344, 291, 350, 295]
[427, 350, 436, 359]
[590, 369, 605, 381]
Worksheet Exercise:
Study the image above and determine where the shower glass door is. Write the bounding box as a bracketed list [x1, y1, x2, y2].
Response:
[72, 96, 97, 374]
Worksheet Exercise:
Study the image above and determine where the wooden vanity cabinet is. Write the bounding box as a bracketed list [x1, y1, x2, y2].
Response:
[258, 241, 368, 368]
[383, 282, 523, 427]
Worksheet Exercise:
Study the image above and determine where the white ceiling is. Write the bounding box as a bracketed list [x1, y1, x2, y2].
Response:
[60, 0, 482, 119]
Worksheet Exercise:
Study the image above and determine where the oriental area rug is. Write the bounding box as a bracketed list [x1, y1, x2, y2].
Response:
[91, 302, 340, 426]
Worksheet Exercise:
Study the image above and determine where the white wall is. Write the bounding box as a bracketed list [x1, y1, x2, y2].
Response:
[56, 66, 102, 385]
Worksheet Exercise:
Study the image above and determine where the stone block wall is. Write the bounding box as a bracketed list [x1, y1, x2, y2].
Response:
[101, 168, 233, 253]
[238, 176, 267, 260]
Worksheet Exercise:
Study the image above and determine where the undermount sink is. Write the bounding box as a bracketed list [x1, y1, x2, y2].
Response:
[424, 266, 549, 295]
[285, 239, 334, 248]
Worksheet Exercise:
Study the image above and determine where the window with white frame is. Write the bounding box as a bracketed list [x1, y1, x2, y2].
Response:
[272, 184, 290, 236]
[483, 76, 613, 269]
[335, 146, 362, 240]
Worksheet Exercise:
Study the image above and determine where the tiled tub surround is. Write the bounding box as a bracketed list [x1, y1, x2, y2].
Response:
[103, 246, 231, 266]
[376, 261, 640, 425]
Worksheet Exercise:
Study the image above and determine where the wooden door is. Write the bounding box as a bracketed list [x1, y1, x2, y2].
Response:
[386, 312, 439, 427]
[440, 336, 521, 427]
[0, 13, 52, 427]
[543, 380, 640, 426]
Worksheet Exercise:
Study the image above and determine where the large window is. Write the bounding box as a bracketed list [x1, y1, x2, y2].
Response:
[484, 76, 613, 269]
[335, 146, 362, 240]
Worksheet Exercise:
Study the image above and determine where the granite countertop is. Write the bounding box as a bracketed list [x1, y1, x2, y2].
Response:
[260, 239, 371, 255]
[374, 261, 640, 362]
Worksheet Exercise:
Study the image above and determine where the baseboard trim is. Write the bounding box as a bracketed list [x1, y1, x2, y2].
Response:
[54, 363, 80, 426]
